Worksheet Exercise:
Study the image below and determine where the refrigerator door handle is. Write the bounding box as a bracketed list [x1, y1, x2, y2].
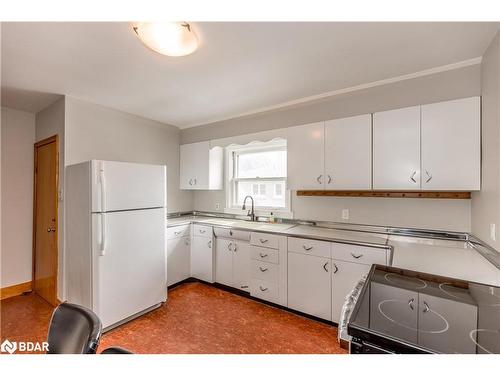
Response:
[99, 213, 107, 256]
[99, 162, 107, 213]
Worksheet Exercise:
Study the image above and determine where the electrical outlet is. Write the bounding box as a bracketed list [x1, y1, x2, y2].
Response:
[490, 223, 496, 241]
[342, 209, 349, 220]
[215, 203, 220, 210]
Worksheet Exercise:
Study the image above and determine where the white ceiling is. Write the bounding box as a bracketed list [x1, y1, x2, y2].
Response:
[2, 22, 499, 128]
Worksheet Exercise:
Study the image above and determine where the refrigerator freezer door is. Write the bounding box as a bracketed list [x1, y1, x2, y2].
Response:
[92, 208, 167, 328]
[92, 160, 166, 212]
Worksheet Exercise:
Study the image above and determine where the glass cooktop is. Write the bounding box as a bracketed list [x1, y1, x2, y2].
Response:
[348, 265, 500, 354]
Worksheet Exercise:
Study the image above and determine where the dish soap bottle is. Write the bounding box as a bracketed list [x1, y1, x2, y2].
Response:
[269, 212, 275, 223]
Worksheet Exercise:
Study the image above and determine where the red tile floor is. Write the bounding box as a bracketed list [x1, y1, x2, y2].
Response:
[1, 282, 347, 354]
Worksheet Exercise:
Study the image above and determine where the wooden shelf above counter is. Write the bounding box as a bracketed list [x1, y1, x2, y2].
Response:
[296, 190, 471, 199]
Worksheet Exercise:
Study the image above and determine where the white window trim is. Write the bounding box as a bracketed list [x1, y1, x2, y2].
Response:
[224, 140, 292, 219]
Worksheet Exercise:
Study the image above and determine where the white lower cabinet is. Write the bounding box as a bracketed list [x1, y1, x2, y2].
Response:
[166, 236, 191, 286]
[215, 238, 250, 291]
[288, 252, 331, 320]
[191, 233, 214, 283]
[287, 237, 388, 323]
[331, 260, 371, 323]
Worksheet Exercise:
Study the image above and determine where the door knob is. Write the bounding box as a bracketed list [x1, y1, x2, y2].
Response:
[47, 228, 56, 232]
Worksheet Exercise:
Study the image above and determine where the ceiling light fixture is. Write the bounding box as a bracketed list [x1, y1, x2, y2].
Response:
[133, 22, 199, 57]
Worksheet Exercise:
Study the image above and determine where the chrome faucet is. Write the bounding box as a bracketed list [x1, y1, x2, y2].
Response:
[242, 195, 256, 221]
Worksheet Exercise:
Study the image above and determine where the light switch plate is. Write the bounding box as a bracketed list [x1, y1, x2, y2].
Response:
[342, 209, 349, 220]
[490, 223, 496, 241]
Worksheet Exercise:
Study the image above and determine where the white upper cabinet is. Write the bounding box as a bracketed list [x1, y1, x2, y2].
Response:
[325, 114, 372, 190]
[421, 97, 481, 191]
[287, 122, 325, 190]
[180, 141, 223, 190]
[373, 106, 421, 190]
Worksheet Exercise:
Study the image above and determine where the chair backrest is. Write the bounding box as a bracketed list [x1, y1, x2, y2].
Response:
[47, 302, 102, 354]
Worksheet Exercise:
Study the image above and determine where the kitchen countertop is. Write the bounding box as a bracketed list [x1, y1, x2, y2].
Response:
[167, 216, 390, 249]
[167, 215, 500, 286]
[389, 235, 500, 286]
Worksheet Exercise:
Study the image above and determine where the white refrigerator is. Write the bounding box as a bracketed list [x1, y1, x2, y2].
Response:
[66, 160, 167, 330]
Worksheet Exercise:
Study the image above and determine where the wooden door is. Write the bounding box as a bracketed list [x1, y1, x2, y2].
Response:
[286, 122, 325, 190]
[373, 106, 421, 190]
[324, 114, 372, 190]
[33, 135, 59, 306]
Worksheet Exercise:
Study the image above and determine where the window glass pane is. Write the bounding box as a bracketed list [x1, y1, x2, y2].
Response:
[275, 183, 282, 197]
[235, 180, 286, 208]
[236, 150, 286, 178]
[252, 184, 258, 195]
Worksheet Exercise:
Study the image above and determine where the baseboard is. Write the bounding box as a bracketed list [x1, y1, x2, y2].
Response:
[0, 281, 32, 300]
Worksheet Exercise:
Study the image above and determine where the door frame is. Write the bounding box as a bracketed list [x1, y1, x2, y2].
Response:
[32, 135, 59, 305]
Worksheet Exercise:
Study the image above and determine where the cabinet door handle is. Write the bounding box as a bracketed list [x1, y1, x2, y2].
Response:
[233, 243, 237, 252]
[303, 245, 313, 251]
[323, 262, 329, 272]
[199, 229, 206, 234]
[174, 231, 181, 235]
[259, 253, 268, 258]
[259, 267, 268, 272]
[422, 301, 430, 313]
[229, 230, 233, 236]
[408, 298, 415, 310]
[207, 240, 212, 249]
[316, 175, 323, 184]
[332, 263, 338, 274]
[193, 178, 197, 185]
[227, 242, 233, 251]
[189, 179, 193, 186]
[259, 286, 268, 291]
[351, 253, 363, 259]
[259, 238, 268, 244]
[185, 239, 190, 246]
[327, 174, 332, 184]
[240, 285, 249, 289]
[425, 170, 432, 183]
[410, 171, 417, 183]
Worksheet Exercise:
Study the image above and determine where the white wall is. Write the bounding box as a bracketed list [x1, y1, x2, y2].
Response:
[64, 96, 192, 213]
[35, 97, 65, 298]
[1, 107, 36, 288]
[472, 30, 500, 250]
[186, 66, 480, 232]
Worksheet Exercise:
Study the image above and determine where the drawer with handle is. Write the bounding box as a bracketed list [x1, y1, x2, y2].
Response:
[213, 227, 250, 241]
[250, 245, 279, 264]
[332, 243, 387, 265]
[167, 224, 190, 240]
[193, 224, 213, 238]
[251, 260, 278, 283]
[250, 279, 279, 304]
[288, 237, 331, 258]
[250, 232, 280, 249]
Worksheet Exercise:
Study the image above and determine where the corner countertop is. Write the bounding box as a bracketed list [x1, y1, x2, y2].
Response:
[389, 235, 500, 286]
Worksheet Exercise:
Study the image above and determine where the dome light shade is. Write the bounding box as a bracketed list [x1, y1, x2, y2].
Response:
[133, 22, 198, 57]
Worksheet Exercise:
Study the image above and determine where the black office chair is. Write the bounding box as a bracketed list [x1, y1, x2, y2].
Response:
[47, 302, 133, 354]
[47, 302, 102, 354]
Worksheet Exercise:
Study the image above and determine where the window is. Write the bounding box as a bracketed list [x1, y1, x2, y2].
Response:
[227, 140, 289, 213]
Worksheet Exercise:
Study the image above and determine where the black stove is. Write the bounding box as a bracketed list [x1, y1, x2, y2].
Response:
[348, 265, 500, 354]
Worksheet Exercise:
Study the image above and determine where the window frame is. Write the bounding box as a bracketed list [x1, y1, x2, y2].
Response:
[224, 140, 292, 218]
